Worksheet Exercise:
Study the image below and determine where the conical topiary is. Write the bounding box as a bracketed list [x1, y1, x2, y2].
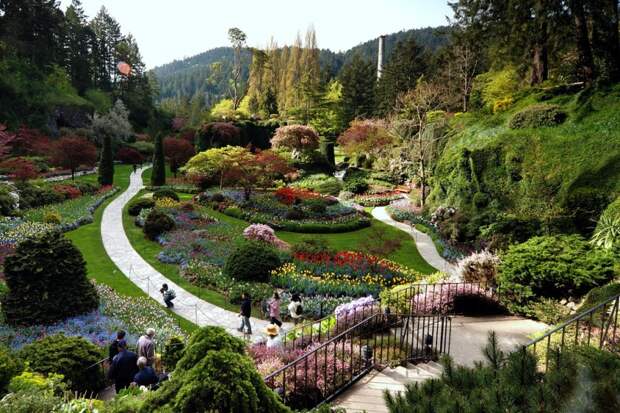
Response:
[1, 231, 99, 325]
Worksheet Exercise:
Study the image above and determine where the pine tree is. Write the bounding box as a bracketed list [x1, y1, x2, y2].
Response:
[151, 133, 166, 186]
[376, 38, 428, 116]
[90, 6, 122, 91]
[64, 0, 93, 94]
[339, 54, 376, 123]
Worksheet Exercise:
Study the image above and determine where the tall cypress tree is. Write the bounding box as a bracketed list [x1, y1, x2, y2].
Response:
[151, 133, 166, 187]
[98, 133, 114, 185]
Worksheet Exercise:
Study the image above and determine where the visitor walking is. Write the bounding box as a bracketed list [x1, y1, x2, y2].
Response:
[132, 164, 137, 174]
[238, 292, 252, 335]
[108, 340, 139, 392]
[136, 328, 156, 366]
[133, 356, 159, 389]
[268, 292, 282, 327]
[264, 324, 283, 349]
[108, 330, 126, 362]
[160, 283, 176, 308]
[288, 294, 303, 325]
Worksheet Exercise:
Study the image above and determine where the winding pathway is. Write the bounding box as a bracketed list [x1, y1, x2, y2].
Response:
[372, 206, 457, 277]
[101, 166, 286, 337]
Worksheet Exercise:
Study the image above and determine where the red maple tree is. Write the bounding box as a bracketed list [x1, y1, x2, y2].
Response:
[51, 136, 98, 180]
[164, 137, 195, 177]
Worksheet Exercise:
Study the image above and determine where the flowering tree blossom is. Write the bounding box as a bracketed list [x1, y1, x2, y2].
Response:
[270, 125, 320, 158]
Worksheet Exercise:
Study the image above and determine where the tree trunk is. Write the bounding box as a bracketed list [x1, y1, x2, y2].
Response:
[531, 0, 549, 85]
[570, 0, 596, 84]
[71, 168, 75, 181]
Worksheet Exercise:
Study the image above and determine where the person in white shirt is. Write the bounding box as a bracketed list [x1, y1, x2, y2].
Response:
[287, 293, 303, 325]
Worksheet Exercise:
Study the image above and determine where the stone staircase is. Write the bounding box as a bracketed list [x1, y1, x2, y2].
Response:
[333, 361, 443, 413]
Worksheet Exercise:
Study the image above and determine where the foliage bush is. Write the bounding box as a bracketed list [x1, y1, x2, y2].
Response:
[152, 188, 179, 202]
[564, 187, 610, 235]
[162, 336, 185, 371]
[498, 235, 617, 315]
[127, 198, 155, 216]
[578, 282, 620, 313]
[175, 326, 245, 371]
[141, 350, 290, 413]
[18, 334, 104, 393]
[0, 186, 17, 216]
[343, 178, 368, 194]
[291, 174, 342, 195]
[291, 238, 335, 256]
[1, 231, 99, 326]
[143, 209, 175, 240]
[592, 196, 620, 250]
[0, 346, 23, 395]
[42, 211, 61, 224]
[284, 207, 306, 220]
[223, 241, 281, 282]
[508, 103, 567, 129]
[385, 333, 620, 413]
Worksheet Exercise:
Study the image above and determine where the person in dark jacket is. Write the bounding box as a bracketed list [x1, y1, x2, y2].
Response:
[237, 292, 252, 334]
[109, 340, 139, 392]
[108, 330, 126, 362]
[133, 356, 159, 388]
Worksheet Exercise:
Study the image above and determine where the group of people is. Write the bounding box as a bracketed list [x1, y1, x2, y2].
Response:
[108, 328, 166, 393]
[238, 291, 303, 342]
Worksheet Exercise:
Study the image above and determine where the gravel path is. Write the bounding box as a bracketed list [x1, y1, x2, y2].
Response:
[372, 206, 457, 277]
[101, 166, 286, 337]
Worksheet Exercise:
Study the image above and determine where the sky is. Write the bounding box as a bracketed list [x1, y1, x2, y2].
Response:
[60, 0, 453, 69]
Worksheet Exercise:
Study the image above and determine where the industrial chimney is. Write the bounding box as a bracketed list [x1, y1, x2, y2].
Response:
[377, 35, 386, 79]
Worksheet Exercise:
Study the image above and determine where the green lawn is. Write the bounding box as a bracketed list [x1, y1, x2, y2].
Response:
[203, 207, 438, 275]
[66, 164, 197, 333]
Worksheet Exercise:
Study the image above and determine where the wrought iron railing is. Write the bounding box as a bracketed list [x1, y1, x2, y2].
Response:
[522, 292, 620, 372]
[265, 311, 451, 410]
[282, 281, 496, 351]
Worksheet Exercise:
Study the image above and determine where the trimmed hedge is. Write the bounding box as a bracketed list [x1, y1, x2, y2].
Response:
[1, 231, 99, 326]
[223, 241, 281, 283]
[143, 209, 175, 240]
[175, 326, 245, 371]
[152, 188, 179, 202]
[19, 334, 104, 393]
[508, 104, 567, 129]
[128, 198, 156, 216]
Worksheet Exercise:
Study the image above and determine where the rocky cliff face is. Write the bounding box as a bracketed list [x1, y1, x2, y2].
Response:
[47, 105, 93, 137]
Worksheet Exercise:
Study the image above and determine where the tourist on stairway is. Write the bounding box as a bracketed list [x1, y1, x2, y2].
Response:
[136, 328, 156, 366]
[109, 340, 139, 392]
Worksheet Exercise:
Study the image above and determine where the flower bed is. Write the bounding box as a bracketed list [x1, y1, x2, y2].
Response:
[0, 283, 186, 351]
[200, 189, 370, 233]
[22, 186, 118, 231]
[271, 256, 424, 298]
[353, 192, 402, 207]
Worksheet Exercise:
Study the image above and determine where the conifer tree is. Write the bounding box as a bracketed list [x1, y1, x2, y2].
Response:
[98, 133, 114, 185]
[151, 133, 166, 186]
[339, 54, 376, 123]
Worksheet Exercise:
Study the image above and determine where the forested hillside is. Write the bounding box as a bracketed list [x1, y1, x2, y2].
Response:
[152, 26, 447, 108]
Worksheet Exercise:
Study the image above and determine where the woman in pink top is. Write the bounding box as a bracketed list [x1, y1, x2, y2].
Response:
[268, 292, 282, 327]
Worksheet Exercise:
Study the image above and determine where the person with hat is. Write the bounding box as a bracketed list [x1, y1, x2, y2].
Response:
[264, 324, 282, 349]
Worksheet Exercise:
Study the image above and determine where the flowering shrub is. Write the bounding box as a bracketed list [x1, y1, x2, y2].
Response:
[334, 296, 377, 323]
[431, 206, 457, 225]
[52, 184, 82, 199]
[243, 223, 288, 250]
[411, 283, 496, 313]
[275, 187, 322, 205]
[0, 218, 54, 245]
[353, 192, 402, 207]
[155, 197, 181, 209]
[456, 250, 501, 283]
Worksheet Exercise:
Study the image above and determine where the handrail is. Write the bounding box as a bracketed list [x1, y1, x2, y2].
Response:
[525, 292, 620, 348]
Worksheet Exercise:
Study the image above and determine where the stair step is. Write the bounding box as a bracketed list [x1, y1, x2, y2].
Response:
[427, 360, 444, 371]
[417, 363, 442, 376]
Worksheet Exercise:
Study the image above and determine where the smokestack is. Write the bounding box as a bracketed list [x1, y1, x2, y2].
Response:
[377, 35, 386, 79]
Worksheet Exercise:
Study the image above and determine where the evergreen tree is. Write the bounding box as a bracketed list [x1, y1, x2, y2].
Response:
[339, 54, 376, 123]
[64, 0, 94, 94]
[376, 38, 428, 116]
[151, 133, 166, 186]
[90, 6, 122, 91]
[98, 133, 114, 185]
[285, 34, 303, 114]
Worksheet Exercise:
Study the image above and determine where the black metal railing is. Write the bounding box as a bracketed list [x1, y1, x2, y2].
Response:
[522, 292, 620, 372]
[281, 281, 495, 351]
[265, 311, 451, 410]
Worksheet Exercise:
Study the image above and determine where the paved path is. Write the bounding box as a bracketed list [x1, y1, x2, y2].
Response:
[101, 166, 285, 337]
[372, 206, 457, 277]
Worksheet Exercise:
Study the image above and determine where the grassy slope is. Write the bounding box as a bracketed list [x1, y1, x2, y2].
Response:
[431, 85, 620, 217]
[66, 165, 197, 332]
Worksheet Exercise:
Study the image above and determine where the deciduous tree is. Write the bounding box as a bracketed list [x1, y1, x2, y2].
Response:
[270, 125, 320, 158]
[164, 137, 195, 177]
[51, 136, 97, 180]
